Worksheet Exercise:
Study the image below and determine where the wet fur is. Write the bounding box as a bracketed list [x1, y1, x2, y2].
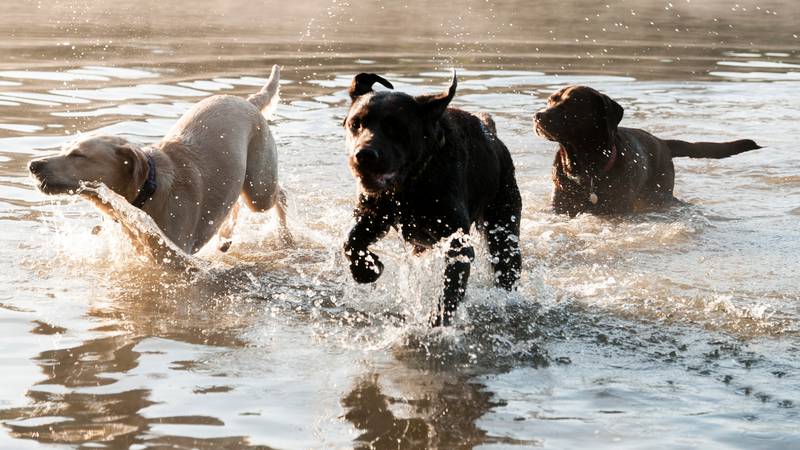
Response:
[342, 72, 522, 326]
[534, 85, 761, 215]
[29, 65, 290, 257]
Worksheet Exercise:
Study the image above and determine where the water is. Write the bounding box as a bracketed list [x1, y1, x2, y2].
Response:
[1, 0, 799, 448]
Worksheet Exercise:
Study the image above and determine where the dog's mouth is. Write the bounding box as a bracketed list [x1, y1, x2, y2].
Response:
[356, 170, 398, 193]
[533, 118, 558, 142]
[30, 173, 79, 195]
[348, 151, 400, 193]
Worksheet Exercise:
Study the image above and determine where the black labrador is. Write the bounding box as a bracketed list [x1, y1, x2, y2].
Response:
[342, 72, 522, 326]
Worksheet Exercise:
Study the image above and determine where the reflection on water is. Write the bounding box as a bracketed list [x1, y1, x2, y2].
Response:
[0, 271, 259, 447]
[342, 375, 523, 449]
[1, 0, 800, 448]
[5, 334, 150, 447]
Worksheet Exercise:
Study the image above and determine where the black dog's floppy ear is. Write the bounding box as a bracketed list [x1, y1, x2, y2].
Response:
[349, 73, 394, 100]
[600, 92, 624, 139]
[417, 69, 457, 120]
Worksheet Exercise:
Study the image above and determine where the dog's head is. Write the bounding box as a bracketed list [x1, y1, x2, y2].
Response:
[343, 71, 457, 194]
[28, 135, 148, 199]
[533, 85, 624, 146]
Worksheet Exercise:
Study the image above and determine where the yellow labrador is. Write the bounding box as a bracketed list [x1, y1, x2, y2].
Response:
[29, 65, 290, 257]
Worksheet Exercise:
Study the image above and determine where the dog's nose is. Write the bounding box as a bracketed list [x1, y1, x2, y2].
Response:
[28, 159, 45, 174]
[355, 148, 379, 167]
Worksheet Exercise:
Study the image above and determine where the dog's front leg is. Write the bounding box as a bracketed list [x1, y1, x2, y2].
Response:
[343, 196, 392, 284]
[431, 233, 475, 327]
[80, 187, 197, 272]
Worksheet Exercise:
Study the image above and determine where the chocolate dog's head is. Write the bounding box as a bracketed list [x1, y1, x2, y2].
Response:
[28, 134, 148, 199]
[534, 85, 624, 146]
[343, 71, 457, 194]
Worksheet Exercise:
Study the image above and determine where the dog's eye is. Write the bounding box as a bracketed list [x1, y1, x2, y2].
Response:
[349, 118, 361, 133]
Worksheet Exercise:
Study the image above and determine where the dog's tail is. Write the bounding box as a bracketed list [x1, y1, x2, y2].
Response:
[247, 64, 280, 117]
[666, 138, 761, 159]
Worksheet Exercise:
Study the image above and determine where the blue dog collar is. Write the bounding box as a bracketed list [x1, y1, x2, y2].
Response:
[131, 155, 157, 209]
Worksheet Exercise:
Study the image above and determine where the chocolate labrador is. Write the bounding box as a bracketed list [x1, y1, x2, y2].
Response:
[533, 85, 761, 215]
[29, 65, 290, 257]
[342, 72, 522, 326]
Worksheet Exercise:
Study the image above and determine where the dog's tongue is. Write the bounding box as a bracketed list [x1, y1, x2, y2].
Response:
[358, 171, 397, 192]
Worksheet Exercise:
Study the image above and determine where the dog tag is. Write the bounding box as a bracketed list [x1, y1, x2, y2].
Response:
[589, 192, 599, 204]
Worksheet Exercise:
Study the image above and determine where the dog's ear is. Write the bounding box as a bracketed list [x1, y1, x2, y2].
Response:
[349, 73, 394, 101]
[416, 70, 457, 120]
[600, 93, 624, 139]
[113, 143, 148, 182]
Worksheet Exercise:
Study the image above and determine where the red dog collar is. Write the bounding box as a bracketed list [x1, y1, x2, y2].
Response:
[602, 143, 617, 174]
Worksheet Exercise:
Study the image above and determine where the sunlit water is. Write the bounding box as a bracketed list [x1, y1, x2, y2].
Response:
[1, 0, 799, 448]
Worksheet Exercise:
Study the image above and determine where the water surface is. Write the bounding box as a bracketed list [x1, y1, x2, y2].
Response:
[1, 1, 799, 448]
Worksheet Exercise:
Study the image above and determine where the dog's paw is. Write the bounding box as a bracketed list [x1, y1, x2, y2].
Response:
[217, 239, 232, 253]
[349, 251, 384, 284]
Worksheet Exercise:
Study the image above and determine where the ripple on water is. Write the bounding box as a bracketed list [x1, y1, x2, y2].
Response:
[0, 70, 109, 82]
[0, 124, 44, 133]
[51, 102, 195, 119]
[709, 71, 800, 81]
[717, 60, 800, 69]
